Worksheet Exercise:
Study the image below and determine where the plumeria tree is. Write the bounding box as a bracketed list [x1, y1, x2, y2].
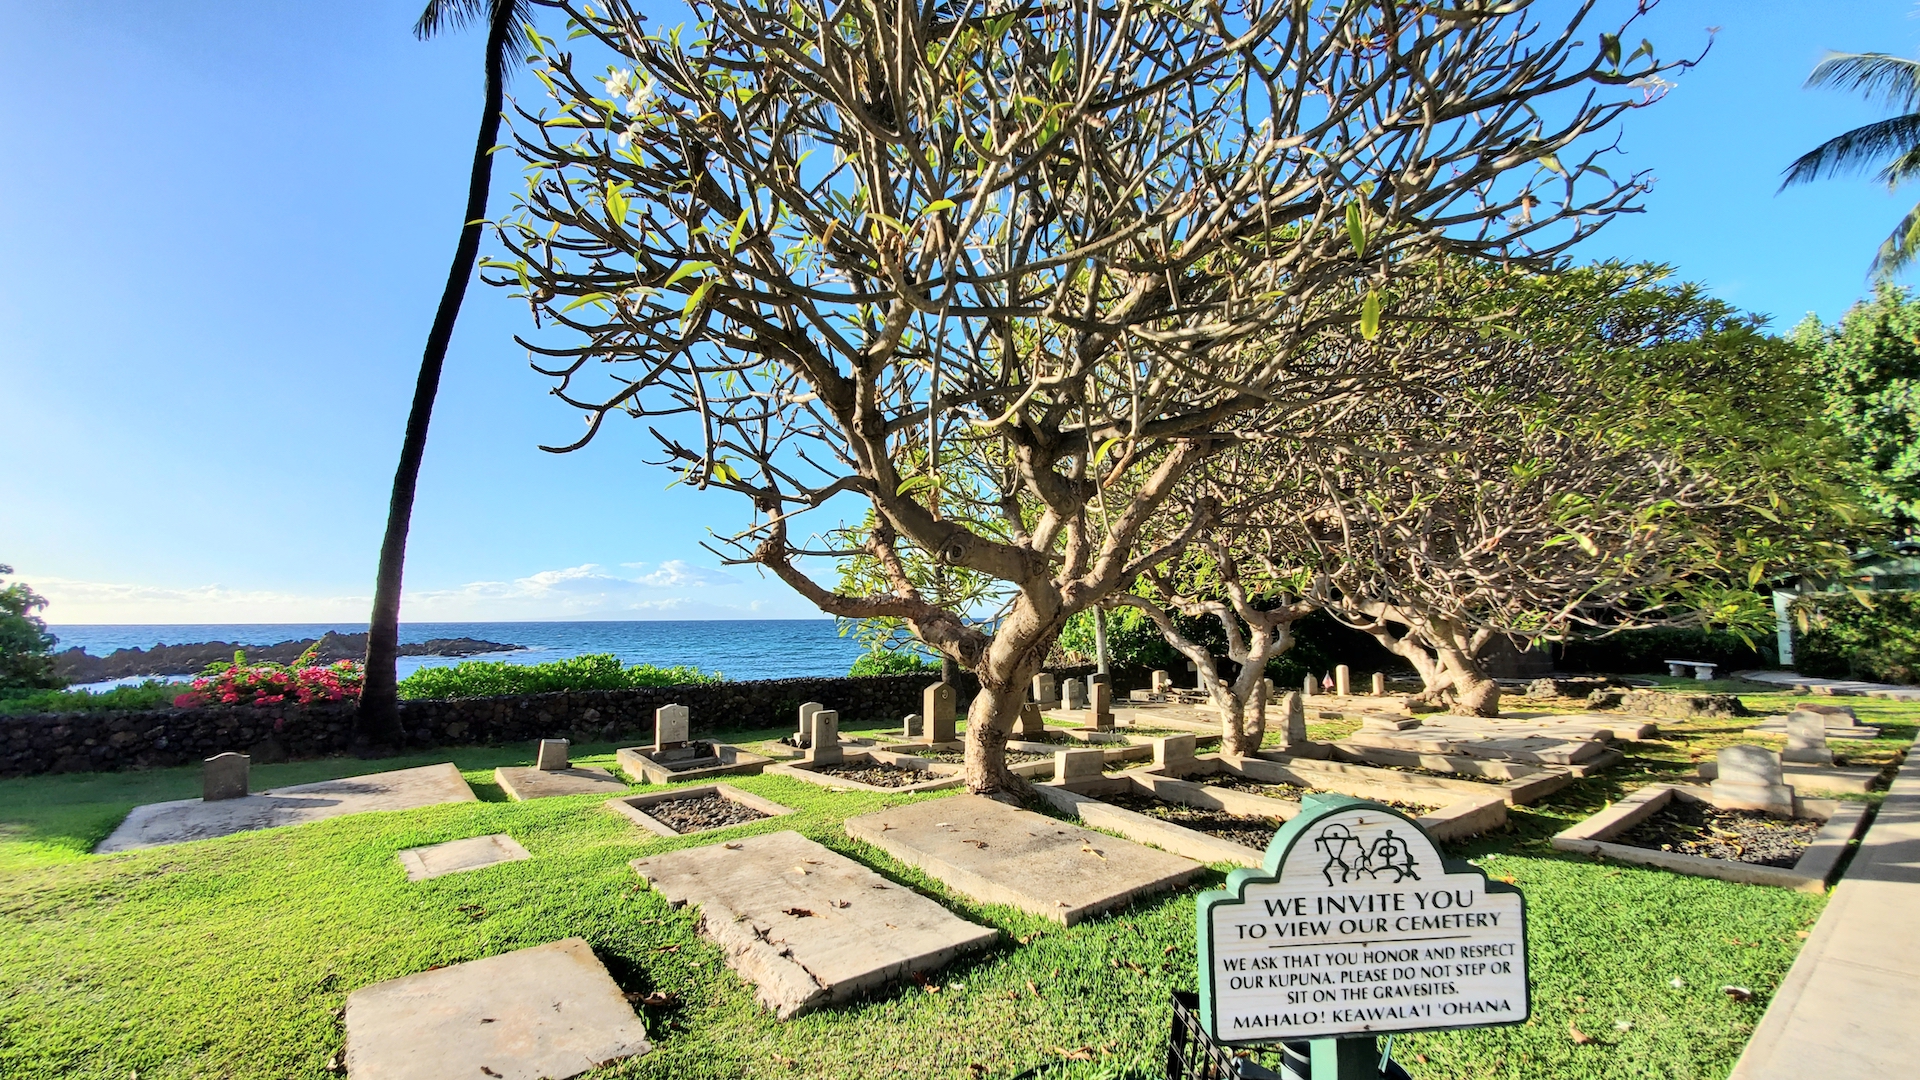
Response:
[1281, 266, 1868, 715]
[485, 0, 1689, 790]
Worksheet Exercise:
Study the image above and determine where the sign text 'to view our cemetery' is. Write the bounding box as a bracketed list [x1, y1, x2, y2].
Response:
[1197, 794, 1530, 1044]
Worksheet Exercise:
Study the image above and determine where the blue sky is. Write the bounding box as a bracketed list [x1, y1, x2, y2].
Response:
[3, 0, 1918, 624]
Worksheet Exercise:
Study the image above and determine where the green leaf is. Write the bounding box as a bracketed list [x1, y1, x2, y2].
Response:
[1092, 437, 1122, 467]
[925, 199, 956, 213]
[683, 280, 714, 314]
[1346, 202, 1366, 258]
[1360, 289, 1382, 340]
[896, 474, 935, 495]
[664, 261, 716, 286]
[559, 292, 612, 312]
[1600, 33, 1622, 66]
[1539, 154, 1566, 177]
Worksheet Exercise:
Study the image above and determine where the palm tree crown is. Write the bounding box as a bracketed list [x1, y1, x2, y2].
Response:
[1784, 52, 1920, 278]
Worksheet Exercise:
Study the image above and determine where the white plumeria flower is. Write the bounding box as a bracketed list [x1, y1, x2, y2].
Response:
[604, 69, 632, 98]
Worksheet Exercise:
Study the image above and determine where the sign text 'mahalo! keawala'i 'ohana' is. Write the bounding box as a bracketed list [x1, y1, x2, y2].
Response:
[1196, 794, 1530, 1044]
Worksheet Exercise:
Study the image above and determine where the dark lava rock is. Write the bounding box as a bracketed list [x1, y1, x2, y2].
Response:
[53, 631, 523, 682]
[646, 793, 768, 834]
[1615, 799, 1819, 868]
[1619, 689, 1748, 719]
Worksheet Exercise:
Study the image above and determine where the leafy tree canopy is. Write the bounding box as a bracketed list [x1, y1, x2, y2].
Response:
[1793, 283, 1920, 531]
[0, 566, 62, 695]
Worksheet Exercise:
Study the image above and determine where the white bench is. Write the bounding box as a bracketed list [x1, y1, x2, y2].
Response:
[1665, 660, 1718, 681]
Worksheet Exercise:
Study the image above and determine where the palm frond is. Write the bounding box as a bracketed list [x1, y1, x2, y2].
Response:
[1877, 144, 1920, 189]
[1807, 52, 1920, 110]
[1870, 201, 1920, 280]
[414, 0, 535, 64]
[1780, 112, 1920, 188]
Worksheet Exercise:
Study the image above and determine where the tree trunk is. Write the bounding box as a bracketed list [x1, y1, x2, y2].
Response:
[962, 678, 1029, 794]
[359, 0, 516, 746]
[1436, 646, 1502, 717]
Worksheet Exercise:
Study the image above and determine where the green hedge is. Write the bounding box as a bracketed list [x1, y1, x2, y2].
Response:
[0, 680, 182, 715]
[1552, 627, 1774, 675]
[1793, 591, 1920, 684]
[395, 654, 722, 699]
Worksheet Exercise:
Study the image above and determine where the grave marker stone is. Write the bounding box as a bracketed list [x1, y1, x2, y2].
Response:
[1152, 670, 1171, 695]
[804, 710, 843, 766]
[796, 701, 825, 746]
[1791, 703, 1859, 729]
[1196, 794, 1529, 1051]
[1062, 679, 1086, 712]
[902, 713, 923, 739]
[1089, 681, 1114, 732]
[654, 704, 690, 752]
[1282, 691, 1308, 748]
[203, 752, 249, 802]
[1154, 734, 1198, 772]
[1371, 672, 1386, 697]
[925, 683, 958, 743]
[1017, 702, 1045, 737]
[1302, 675, 1315, 699]
[1711, 745, 1795, 816]
[535, 739, 569, 771]
[1054, 747, 1106, 785]
[1335, 665, 1352, 697]
[1032, 673, 1058, 705]
[1782, 713, 1835, 766]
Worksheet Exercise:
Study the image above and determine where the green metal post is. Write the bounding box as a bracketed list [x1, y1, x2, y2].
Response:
[1310, 1036, 1378, 1078]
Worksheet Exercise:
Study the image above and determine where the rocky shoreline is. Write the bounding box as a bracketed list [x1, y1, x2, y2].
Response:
[51, 631, 522, 683]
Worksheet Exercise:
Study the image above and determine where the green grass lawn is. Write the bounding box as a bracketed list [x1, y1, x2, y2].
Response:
[0, 695, 1907, 1080]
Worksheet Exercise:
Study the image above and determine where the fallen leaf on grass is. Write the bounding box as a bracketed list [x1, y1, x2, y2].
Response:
[909, 971, 941, 993]
[627, 991, 680, 1008]
[1669, 976, 1686, 989]
[1795, 930, 1810, 939]
[1569, 1021, 1596, 1045]
[1414, 1055, 1428, 1065]
[784, 907, 817, 918]
[1723, 986, 1754, 1003]
[1058, 1046, 1094, 1061]
[1026, 979, 1040, 997]
[655, 944, 680, 953]
[324, 1053, 344, 1074]
[968, 1065, 987, 1076]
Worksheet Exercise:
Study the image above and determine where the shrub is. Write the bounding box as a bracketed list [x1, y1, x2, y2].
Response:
[0, 680, 182, 715]
[395, 654, 721, 699]
[1552, 626, 1775, 675]
[0, 565, 61, 694]
[848, 648, 940, 677]
[1793, 591, 1920, 684]
[172, 650, 364, 709]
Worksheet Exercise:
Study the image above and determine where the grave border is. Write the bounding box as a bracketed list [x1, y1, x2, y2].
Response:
[615, 742, 772, 785]
[765, 747, 965, 794]
[607, 784, 797, 837]
[1550, 784, 1869, 893]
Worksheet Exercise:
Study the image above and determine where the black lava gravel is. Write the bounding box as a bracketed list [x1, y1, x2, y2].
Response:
[646, 793, 767, 834]
[812, 762, 940, 787]
[1105, 792, 1279, 850]
[1615, 798, 1821, 868]
[918, 748, 1049, 765]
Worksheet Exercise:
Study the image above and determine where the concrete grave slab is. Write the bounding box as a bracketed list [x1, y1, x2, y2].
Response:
[343, 937, 649, 1080]
[495, 765, 629, 801]
[843, 794, 1205, 925]
[631, 830, 997, 1018]
[396, 833, 532, 882]
[96, 763, 478, 853]
[616, 742, 772, 785]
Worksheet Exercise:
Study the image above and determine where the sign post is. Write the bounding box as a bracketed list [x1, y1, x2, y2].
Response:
[1195, 794, 1529, 1077]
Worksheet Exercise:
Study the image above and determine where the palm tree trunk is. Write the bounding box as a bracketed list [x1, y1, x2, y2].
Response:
[359, 0, 516, 745]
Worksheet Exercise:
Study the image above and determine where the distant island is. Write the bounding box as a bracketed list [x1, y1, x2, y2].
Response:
[52, 631, 524, 683]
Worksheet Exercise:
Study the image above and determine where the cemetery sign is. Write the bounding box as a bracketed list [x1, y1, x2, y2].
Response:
[1196, 795, 1529, 1044]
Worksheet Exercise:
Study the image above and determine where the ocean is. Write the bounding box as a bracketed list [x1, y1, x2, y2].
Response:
[47, 620, 873, 687]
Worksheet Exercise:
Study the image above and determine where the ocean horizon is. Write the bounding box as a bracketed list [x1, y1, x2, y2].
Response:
[48, 620, 872, 687]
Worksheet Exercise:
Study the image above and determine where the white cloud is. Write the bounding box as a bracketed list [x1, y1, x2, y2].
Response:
[32, 560, 795, 624]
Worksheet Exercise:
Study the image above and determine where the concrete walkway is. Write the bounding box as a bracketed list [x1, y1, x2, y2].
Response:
[1730, 736, 1920, 1079]
[1734, 669, 1920, 702]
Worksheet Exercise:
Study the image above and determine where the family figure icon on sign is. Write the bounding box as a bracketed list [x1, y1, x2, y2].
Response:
[1311, 821, 1421, 886]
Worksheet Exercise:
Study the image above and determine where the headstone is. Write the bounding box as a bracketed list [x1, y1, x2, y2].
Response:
[796, 701, 825, 746]
[1334, 665, 1351, 697]
[1088, 681, 1113, 732]
[1782, 712, 1835, 765]
[535, 739, 569, 771]
[1196, 795, 1528, 1045]
[1017, 702, 1045, 738]
[653, 704, 690, 752]
[1711, 745, 1795, 816]
[1154, 734, 1198, 773]
[1301, 675, 1315, 699]
[1262, 678, 1275, 702]
[804, 710, 843, 766]
[1129, 689, 1153, 703]
[1054, 747, 1106, 785]
[1032, 673, 1058, 705]
[1791, 703, 1859, 729]
[1371, 672, 1386, 696]
[203, 752, 249, 802]
[1282, 692, 1308, 748]
[902, 713, 924, 739]
[1062, 679, 1086, 712]
[925, 683, 958, 743]
[1151, 670, 1171, 695]
[1189, 659, 1203, 689]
